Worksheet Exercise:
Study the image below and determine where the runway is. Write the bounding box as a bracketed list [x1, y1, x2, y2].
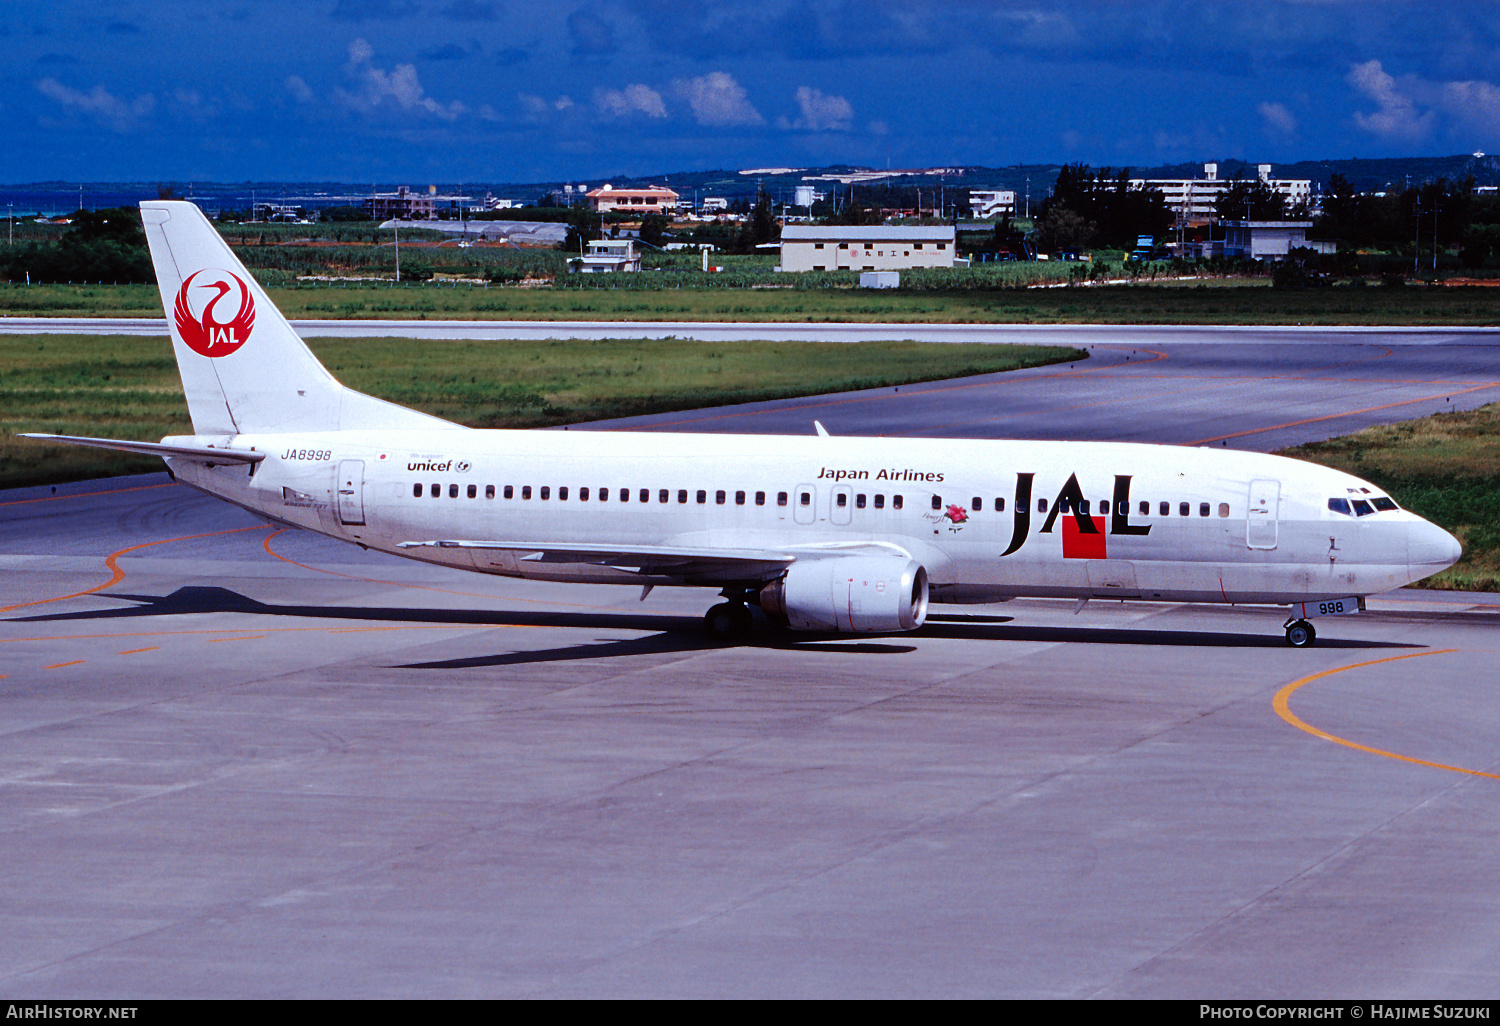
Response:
[3, 327, 1500, 997]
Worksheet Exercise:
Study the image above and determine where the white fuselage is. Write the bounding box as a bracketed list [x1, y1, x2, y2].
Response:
[164, 428, 1456, 606]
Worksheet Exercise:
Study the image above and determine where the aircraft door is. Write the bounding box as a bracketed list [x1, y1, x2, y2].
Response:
[830, 485, 853, 526]
[337, 459, 367, 526]
[1246, 479, 1279, 550]
[793, 484, 816, 525]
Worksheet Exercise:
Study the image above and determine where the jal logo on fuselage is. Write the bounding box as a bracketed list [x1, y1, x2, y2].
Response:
[1000, 473, 1151, 560]
[174, 269, 255, 358]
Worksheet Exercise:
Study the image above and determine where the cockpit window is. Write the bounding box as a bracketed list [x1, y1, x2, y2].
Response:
[1372, 497, 1399, 511]
[1328, 498, 1352, 516]
[1352, 499, 1374, 516]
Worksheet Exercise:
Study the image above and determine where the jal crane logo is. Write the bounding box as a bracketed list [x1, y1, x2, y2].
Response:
[173, 269, 256, 358]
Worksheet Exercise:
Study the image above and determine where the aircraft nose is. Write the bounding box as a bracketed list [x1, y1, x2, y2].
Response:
[1409, 517, 1462, 573]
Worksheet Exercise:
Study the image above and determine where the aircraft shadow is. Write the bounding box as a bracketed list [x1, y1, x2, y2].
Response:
[7, 586, 1419, 658]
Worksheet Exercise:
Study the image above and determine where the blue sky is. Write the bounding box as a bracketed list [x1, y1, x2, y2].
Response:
[4, 0, 1500, 183]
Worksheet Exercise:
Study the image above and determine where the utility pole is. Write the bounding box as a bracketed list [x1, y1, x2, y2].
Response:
[7, 204, 12, 246]
[1413, 196, 1421, 275]
[394, 220, 400, 283]
[1432, 200, 1442, 272]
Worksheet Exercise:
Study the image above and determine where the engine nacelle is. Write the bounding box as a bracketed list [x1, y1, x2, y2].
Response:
[759, 556, 929, 633]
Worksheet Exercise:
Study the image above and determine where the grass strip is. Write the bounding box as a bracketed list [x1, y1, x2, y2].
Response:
[1281, 402, 1500, 591]
[0, 334, 1080, 489]
[7, 280, 1500, 325]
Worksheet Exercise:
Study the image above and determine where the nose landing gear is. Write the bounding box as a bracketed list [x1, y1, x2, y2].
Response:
[1284, 617, 1317, 648]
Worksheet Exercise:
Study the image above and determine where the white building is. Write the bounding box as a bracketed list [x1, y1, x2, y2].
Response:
[585, 184, 680, 214]
[1130, 164, 1312, 222]
[572, 238, 641, 273]
[779, 225, 956, 272]
[969, 189, 1017, 219]
[1221, 221, 1335, 260]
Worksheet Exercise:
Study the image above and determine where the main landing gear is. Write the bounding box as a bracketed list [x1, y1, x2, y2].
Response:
[1283, 617, 1317, 648]
[704, 592, 754, 642]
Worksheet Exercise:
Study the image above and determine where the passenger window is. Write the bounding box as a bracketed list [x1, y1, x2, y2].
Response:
[558, 486, 568, 501]
[995, 497, 1005, 512]
[856, 494, 866, 509]
[598, 488, 606, 501]
[486, 485, 495, 499]
[678, 489, 688, 504]
[658, 489, 667, 503]
[413, 483, 422, 498]
[736, 491, 746, 505]
[504, 485, 513, 499]
[1179, 502, 1189, 516]
[1199, 502, 1210, 517]
[778, 492, 788, 506]
[696, 490, 707, 504]
[1353, 499, 1374, 516]
[716, 490, 726, 505]
[1139, 500, 1149, 515]
[1038, 498, 1047, 513]
[972, 497, 982, 511]
[1079, 499, 1089, 515]
[837, 493, 847, 507]
[467, 484, 477, 499]
[893, 495, 903, 510]
[931, 495, 942, 510]
[540, 486, 550, 500]
[874, 494, 885, 509]
[580, 488, 589, 501]
[449, 484, 459, 498]
[1218, 503, 1229, 517]
[799, 492, 811, 506]
[755, 491, 765, 506]
[521, 486, 531, 500]
[431, 483, 440, 497]
[1159, 501, 1169, 516]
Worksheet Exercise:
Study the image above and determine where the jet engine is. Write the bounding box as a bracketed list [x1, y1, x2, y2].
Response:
[759, 556, 929, 633]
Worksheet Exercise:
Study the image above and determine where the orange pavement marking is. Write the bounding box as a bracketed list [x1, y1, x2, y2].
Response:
[207, 636, 265, 643]
[0, 482, 176, 509]
[0, 524, 270, 614]
[43, 660, 85, 669]
[118, 647, 159, 655]
[1187, 383, 1500, 446]
[1273, 649, 1500, 780]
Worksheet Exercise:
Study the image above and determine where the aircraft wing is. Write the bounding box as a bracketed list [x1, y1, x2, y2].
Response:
[20, 433, 266, 466]
[399, 539, 795, 579]
[399, 538, 916, 581]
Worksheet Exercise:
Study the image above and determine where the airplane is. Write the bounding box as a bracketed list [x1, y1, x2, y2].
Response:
[24, 201, 1462, 648]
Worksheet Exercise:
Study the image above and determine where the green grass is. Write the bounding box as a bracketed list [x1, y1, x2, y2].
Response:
[0, 334, 1082, 489]
[8, 279, 1500, 324]
[1280, 402, 1500, 591]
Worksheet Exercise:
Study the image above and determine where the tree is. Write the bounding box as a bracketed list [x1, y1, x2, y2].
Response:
[561, 207, 602, 254]
[1215, 177, 1287, 221]
[1033, 206, 1096, 253]
[639, 213, 669, 248]
[734, 186, 780, 254]
[1035, 164, 1171, 249]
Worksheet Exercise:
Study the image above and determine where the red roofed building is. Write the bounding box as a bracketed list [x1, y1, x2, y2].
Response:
[585, 184, 680, 214]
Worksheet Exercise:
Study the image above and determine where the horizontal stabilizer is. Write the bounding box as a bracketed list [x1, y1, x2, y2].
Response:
[20, 433, 266, 466]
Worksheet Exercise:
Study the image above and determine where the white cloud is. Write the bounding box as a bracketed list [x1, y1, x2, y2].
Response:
[519, 93, 575, 121]
[35, 77, 154, 132]
[791, 86, 852, 131]
[594, 83, 667, 118]
[1347, 60, 1433, 141]
[335, 37, 465, 121]
[672, 72, 762, 127]
[1258, 101, 1296, 134]
[285, 75, 314, 103]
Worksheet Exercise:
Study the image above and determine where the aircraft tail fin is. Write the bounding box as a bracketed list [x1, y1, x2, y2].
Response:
[139, 201, 457, 436]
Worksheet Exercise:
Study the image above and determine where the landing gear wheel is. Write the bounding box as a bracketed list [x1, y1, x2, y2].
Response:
[1285, 619, 1316, 648]
[704, 602, 752, 642]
